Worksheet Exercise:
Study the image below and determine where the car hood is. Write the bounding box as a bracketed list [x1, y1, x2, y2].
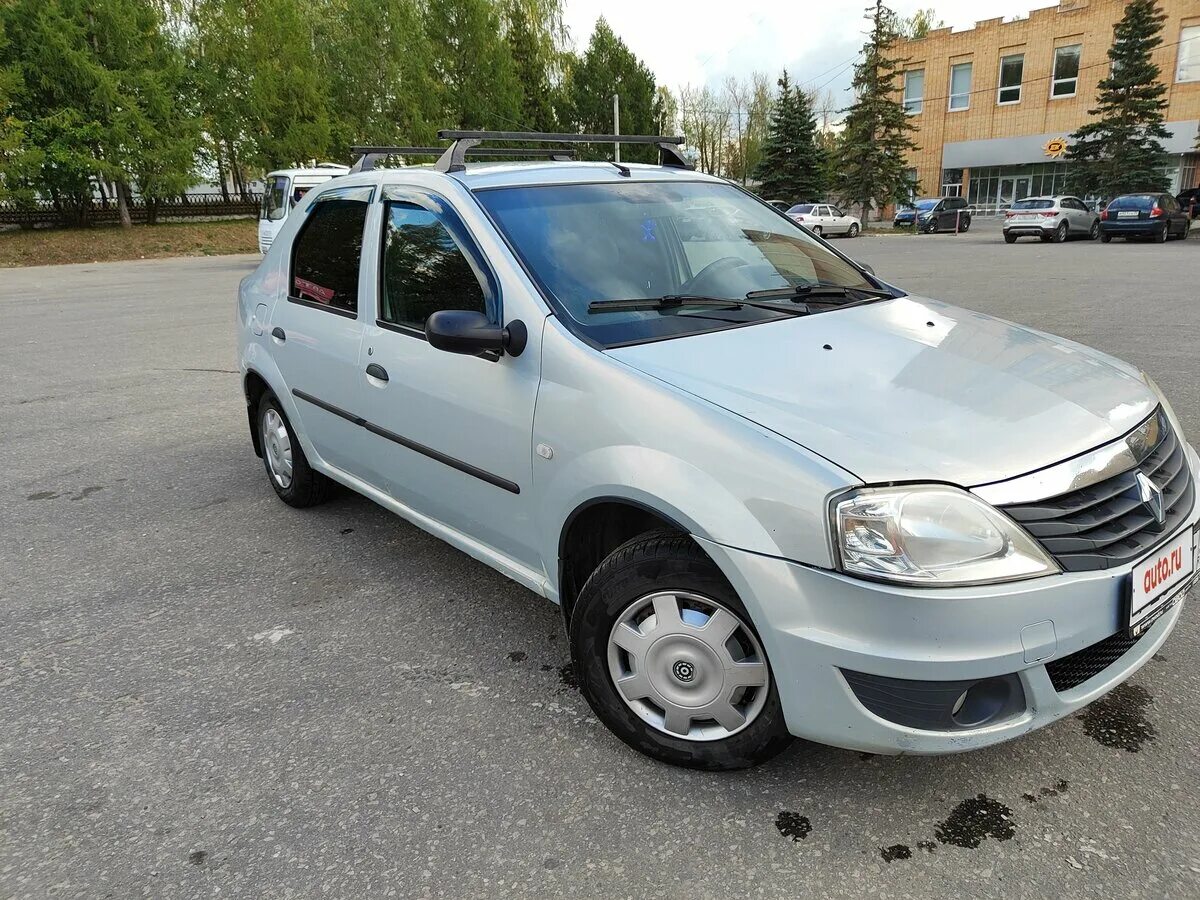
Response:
[609, 296, 1157, 487]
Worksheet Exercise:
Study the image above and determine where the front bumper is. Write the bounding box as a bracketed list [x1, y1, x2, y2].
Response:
[696, 445, 1199, 754]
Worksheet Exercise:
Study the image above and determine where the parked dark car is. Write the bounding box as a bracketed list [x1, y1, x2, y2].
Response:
[895, 196, 971, 233]
[1099, 193, 1191, 243]
[1175, 187, 1200, 219]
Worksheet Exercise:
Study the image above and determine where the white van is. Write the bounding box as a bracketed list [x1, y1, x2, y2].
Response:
[258, 164, 349, 254]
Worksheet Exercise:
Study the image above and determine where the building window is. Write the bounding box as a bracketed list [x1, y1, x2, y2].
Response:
[1178, 25, 1200, 82]
[904, 168, 919, 200]
[948, 62, 972, 110]
[1051, 45, 1081, 98]
[998, 54, 1023, 104]
[903, 69, 924, 114]
[941, 169, 964, 197]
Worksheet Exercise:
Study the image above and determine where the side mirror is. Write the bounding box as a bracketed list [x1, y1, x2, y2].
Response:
[425, 310, 527, 357]
[858, 262, 875, 276]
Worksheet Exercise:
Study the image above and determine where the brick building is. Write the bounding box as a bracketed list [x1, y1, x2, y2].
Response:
[892, 0, 1200, 212]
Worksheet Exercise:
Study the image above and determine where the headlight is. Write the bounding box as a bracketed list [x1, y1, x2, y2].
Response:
[1142, 372, 1187, 445]
[832, 485, 1058, 585]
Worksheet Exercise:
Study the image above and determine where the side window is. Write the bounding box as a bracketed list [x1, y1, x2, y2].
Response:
[380, 201, 492, 331]
[291, 195, 369, 315]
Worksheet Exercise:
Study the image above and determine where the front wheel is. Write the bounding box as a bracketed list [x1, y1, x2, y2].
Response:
[569, 532, 792, 770]
[847, 222, 859, 238]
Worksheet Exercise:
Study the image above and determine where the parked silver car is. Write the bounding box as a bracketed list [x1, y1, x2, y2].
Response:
[786, 203, 861, 237]
[238, 133, 1198, 769]
[1003, 195, 1100, 243]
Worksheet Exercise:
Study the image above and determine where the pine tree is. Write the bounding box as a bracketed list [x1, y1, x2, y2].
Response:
[831, 1, 917, 220]
[1065, 0, 1170, 198]
[751, 72, 826, 202]
[566, 18, 657, 162]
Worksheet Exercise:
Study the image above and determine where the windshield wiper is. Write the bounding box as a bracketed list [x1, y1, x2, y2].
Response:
[587, 295, 811, 316]
[745, 283, 894, 302]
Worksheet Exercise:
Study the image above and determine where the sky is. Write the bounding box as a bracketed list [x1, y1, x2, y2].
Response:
[563, 0, 1059, 111]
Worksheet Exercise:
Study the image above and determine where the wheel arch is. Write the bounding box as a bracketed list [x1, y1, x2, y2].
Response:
[557, 496, 701, 627]
[244, 369, 272, 457]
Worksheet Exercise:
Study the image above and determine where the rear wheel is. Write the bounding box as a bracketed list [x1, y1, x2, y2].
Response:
[1100, 231, 1113, 243]
[1004, 232, 1017, 244]
[257, 394, 334, 508]
[1053, 221, 1068, 243]
[811, 225, 823, 237]
[1156, 225, 1168, 243]
[569, 531, 792, 770]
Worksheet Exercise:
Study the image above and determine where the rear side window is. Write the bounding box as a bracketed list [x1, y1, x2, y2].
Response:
[291, 197, 369, 315]
[787, 204, 815, 215]
[1108, 195, 1154, 210]
[1011, 199, 1054, 210]
[380, 200, 492, 331]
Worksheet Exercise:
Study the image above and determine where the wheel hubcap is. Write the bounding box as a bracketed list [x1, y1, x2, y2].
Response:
[262, 408, 293, 489]
[607, 591, 769, 741]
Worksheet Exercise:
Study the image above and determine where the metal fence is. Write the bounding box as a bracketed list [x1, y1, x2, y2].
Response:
[0, 193, 262, 228]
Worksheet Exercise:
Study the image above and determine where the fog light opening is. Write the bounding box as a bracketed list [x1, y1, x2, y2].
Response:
[951, 678, 1012, 728]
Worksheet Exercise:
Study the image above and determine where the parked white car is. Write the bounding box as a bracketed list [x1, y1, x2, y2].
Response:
[258, 164, 350, 254]
[786, 203, 861, 237]
[238, 132, 1197, 770]
[1003, 195, 1100, 243]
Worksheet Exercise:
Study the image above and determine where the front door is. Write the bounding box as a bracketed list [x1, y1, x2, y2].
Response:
[354, 187, 544, 571]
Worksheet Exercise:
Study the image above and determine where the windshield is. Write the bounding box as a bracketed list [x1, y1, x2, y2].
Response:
[1011, 199, 1054, 210]
[476, 181, 883, 347]
[263, 176, 289, 221]
[786, 204, 815, 215]
[913, 199, 939, 210]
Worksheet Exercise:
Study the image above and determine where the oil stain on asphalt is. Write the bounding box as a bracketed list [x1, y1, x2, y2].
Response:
[1078, 683, 1156, 752]
[934, 795, 1016, 849]
[775, 811, 812, 842]
[880, 844, 912, 862]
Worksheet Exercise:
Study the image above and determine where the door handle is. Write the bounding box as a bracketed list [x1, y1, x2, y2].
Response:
[271, 327, 286, 342]
[365, 363, 389, 383]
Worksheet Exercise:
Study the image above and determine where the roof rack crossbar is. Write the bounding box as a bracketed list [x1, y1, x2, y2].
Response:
[434, 130, 692, 173]
[349, 145, 575, 173]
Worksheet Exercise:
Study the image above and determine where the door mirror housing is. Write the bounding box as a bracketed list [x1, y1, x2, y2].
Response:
[425, 310, 527, 357]
[857, 261, 875, 276]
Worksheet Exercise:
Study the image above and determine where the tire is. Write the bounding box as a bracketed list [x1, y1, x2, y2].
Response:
[926, 220, 939, 234]
[257, 393, 334, 508]
[847, 222, 859, 237]
[1155, 225, 1168, 243]
[1101, 232, 1113, 243]
[811, 225, 822, 237]
[1004, 232, 1017, 244]
[1053, 221, 1068, 243]
[960, 216, 970, 232]
[1089, 219, 1100, 240]
[569, 531, 792, 770]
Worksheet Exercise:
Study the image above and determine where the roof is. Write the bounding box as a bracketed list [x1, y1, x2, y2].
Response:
[315, 160, 723, 193]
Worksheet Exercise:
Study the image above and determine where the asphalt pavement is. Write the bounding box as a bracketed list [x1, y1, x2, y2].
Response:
[2, 226, 1199, 899]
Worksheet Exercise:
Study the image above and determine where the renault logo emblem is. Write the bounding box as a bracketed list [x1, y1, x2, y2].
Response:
[1135, 472, 1166, 527]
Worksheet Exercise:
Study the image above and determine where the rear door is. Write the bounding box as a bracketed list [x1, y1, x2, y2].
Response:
[268, 185, 375, 474]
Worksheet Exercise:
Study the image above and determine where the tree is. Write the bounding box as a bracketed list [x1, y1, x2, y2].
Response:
[750, 72, 826, 202]
[504, 0, 569, 132]
[679, 84, 729, 174]
[0, 0, 199, 225]
[1065, 0, 1171, 198]
[566, 18, 657, 161]
[898, 8, 943, 39]
[831, 1, 918, 220]
[653, 85, 679, 137]
[426, 0, 522, 130]
[0, 19, 23, 200]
